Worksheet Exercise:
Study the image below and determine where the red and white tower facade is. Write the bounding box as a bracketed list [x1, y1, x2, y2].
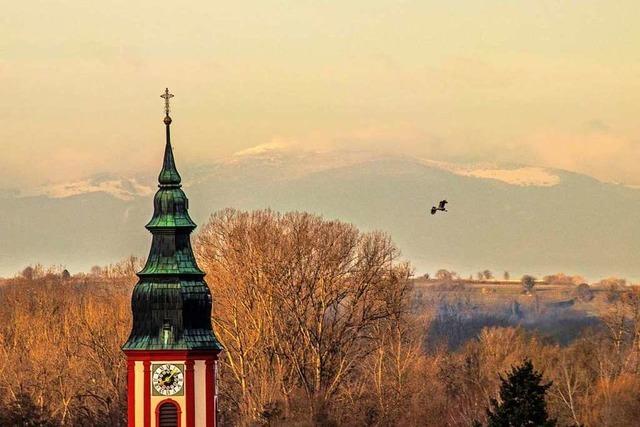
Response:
[122, 89, 223, 427]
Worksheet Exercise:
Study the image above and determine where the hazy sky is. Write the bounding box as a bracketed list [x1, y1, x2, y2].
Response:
[2, 1, 640, 188]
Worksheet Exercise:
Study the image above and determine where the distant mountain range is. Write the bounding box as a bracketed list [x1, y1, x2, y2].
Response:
[2, 145, 639, 281]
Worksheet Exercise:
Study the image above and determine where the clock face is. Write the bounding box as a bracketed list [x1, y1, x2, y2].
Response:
[152, 363, 184, 396]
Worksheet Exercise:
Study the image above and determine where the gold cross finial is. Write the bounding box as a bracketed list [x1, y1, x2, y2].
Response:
[161, 88, 174, 125]
[160, 88, 174, 117]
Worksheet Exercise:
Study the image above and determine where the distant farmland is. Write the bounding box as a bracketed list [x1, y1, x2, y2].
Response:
[412, 278, 622, 349]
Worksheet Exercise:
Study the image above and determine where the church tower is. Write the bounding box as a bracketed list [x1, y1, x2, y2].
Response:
[123, 89, 223, 427]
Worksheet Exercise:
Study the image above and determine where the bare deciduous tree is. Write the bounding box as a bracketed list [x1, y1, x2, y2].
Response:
[195, 209, 413, 424]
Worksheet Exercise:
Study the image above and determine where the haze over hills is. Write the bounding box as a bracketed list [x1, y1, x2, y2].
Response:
[2, 145, 639, 281]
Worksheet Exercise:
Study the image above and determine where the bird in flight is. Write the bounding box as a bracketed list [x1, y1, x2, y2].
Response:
[431, 200, 448, 215]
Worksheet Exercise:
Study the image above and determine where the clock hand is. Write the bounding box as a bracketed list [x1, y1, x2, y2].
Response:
[162, 368, 179, 385]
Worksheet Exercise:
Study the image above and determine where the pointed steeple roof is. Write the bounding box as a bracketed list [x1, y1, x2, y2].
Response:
[123, 89, 222, 352]
[158, 116, 182, 186]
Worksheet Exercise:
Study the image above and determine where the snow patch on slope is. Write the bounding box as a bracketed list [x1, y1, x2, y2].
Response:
[233, 142, 288, 158]
[223, 143, 383, 178]
[26, 178, 154, 201]
[421, 159, 560, 187]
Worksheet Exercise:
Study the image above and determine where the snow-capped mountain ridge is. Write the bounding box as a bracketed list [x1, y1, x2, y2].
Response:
[3, 148, 640, 281]
[17, 146, 610, 200]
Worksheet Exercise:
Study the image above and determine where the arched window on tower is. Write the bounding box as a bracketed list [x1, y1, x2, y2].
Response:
[156, 400, 180, 427]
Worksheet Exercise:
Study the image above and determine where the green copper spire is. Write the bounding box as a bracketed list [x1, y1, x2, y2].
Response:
[123, 89, 222, 351]
[158, 129, 182, 186]
[158, 89, 182, 186]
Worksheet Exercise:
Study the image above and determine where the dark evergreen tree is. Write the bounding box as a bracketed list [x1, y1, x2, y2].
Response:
[486, 359, 556, 427]
[521, 275, 536, 294]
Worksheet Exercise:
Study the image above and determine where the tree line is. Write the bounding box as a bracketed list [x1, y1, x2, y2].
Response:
[0, 209, 639, 425]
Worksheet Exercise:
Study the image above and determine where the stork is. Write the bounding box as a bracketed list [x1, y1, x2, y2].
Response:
[430, 200, 448, 215]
